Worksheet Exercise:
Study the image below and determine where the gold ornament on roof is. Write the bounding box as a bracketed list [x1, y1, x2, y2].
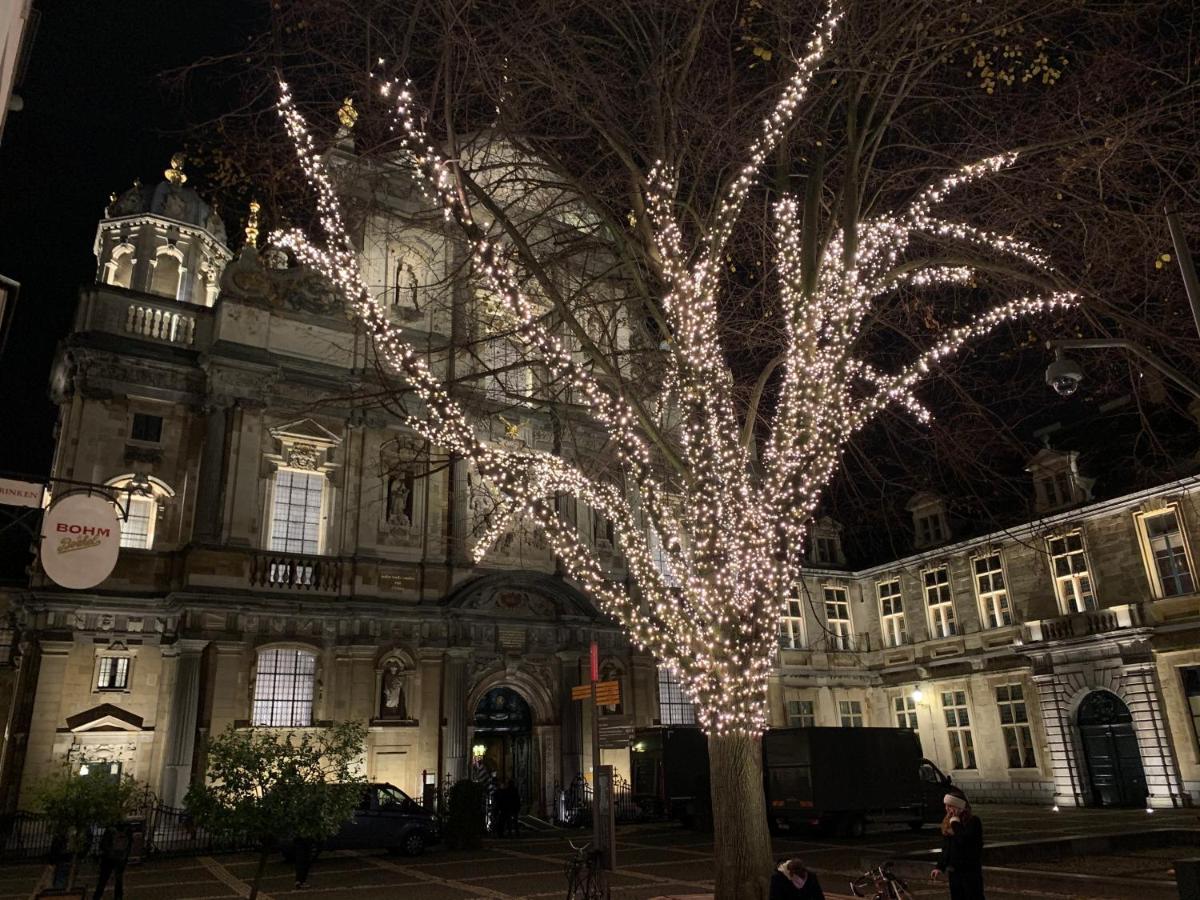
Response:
[245, 200, 260, 248]
[337, 97, 358, 130]
[164, 153, 188, 186]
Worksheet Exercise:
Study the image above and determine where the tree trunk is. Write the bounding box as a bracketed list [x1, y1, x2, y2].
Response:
[248, 847, 270, 900]
[708, 731, 772, 900]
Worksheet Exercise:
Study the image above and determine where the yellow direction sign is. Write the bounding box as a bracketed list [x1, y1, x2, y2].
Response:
[594, 680, 620, 705]
[571, 684, 593, 701]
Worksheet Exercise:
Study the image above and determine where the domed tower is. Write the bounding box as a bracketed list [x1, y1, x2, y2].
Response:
[93, 153, 232, 306]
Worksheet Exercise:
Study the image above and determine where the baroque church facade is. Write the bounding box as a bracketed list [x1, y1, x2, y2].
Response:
[1, 150, 1200, 817]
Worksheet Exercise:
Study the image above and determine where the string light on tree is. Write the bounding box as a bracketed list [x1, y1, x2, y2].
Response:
[270, 0, 1074, 738]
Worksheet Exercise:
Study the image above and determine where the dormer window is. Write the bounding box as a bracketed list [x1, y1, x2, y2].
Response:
[1027, 449, 1093, 513]
[808, 517, 845, 566]
[906, 493, 950, 549]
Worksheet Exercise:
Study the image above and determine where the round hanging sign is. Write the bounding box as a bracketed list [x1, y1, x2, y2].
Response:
[39, 493, 122, 590]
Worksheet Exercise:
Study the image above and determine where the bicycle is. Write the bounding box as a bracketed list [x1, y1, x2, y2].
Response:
[849, 862, 914, 900]
[564, 839, 608, 900]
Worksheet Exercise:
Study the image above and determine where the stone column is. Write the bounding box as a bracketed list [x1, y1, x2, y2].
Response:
[192, 404, 231, 543]
[160, 640, 208, 807]
[1123, 662, 1187, 808]
[558, 651, 583, 788]
[17, 640, 73, 805]
[1032, 672, 1087, 807]
[442, 650, 470, 784]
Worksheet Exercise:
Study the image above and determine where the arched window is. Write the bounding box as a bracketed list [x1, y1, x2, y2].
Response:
[252, 647, 317, 727]
[105, 244, 135, 288]
[150, 245, 183, 299]
[105, 475, 174, 550]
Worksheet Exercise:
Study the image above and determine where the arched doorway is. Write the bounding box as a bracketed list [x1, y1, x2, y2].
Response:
[1076, 690, 1147, 808]
[472, 687, 534, 812]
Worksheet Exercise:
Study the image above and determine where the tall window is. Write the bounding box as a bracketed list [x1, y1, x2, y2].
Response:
[786, 699, 815, 727]
[823, 586, 852, 651]
[877, 579, 906, 647]
[894, 695, 918, 730]
[1139, 509, 1194, 598]
[482, 338, 529, 402]
[1182, 667, 1200, 752]
[96, 657, 130, 691]
[120, 496, 156, 549]
[150, 249, 182, 299]
[941, 691, 976, 769]
[973, 553, 1012, 628]
[657, 667, 696, 725]
[924, 567, 957, 638]
[996, 684, 1037, 768]
[916, 514, 945, 546]
[1048, 531, 1096, 613]
[838, 699, 864, 727]
[252, 648, 317, 727]
[778, 592, 806, 649]
[269, 469, 325, 555]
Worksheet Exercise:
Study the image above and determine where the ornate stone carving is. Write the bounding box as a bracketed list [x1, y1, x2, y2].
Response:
[287, 443, 322, 470]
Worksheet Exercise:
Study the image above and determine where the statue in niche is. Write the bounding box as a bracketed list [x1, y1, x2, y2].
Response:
[386, 471, 413, 533]
[379, 658, 408, 719]
[406, 264, 420, 310]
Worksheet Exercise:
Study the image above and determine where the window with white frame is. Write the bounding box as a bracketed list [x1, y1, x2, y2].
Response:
[877, 579, 906, 647]
[894, 694, 918, 730]
[252, 648, 317, 727]
[923, 567, 957, 638]
[1048, 531, 1096, 613]
[973, 553, 1012, 628]
[657, 667, 696, 725]
[1138, 508, 1195, 598]
[941, 690, 976, 769]
[96, 657, 130, 691]
[995, 683, 1037, 768]
[778, 591, 806, 650]
[823, 586, 852, 651]
[786, 699, 815, 727]
[838, 699, 864, 727]
[120, 496, 156, 549]
[269, 469, 325, 555]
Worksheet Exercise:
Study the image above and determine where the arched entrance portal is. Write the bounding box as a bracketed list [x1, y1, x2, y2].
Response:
[472, 687, 534, 811]
[1076, 690, 1148, 808]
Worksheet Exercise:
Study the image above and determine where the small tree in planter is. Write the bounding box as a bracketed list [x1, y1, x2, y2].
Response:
[34, 766, 149, 891]
[186, 723, 366, 900]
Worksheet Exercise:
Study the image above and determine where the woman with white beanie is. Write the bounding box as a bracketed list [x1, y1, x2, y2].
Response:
[930, 792, 984, 899]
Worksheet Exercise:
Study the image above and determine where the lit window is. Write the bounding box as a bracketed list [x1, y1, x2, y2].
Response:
[657, 667, 696, 726]
[823, 586, 852, 651]
[973, 553, 1012, 628]
[786, 699, 815, 727]
[119, 496, 156, 549]
[924, 567, 957, 638]
[995, 684, 1037, 768]
[269, 469, 325, 555]
[941, 691, 976, 769]
[778, 591, 806, 650]
[96, 657, 129, 691]
[838, 699, 863, 727]
[1139, 509, 1194, 598]
[877, 579, 906, 647]
[1182, 667, 1200, 753]
[1048, 532, 1096, 613]
[252, 648, 317, 727]
[894, 695, 918, 730]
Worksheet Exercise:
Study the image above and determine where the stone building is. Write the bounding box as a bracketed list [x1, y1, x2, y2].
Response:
[1, 153, 1199, 817]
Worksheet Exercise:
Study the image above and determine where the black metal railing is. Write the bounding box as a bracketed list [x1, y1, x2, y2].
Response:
[554, 774, 651, 827]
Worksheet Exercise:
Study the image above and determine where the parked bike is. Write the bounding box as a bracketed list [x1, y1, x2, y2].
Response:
[564, 839, 608, 900]
[850, 863, 914, 900]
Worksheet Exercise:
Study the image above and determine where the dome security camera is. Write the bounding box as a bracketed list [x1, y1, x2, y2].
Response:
[1045, 353, 1084, 397]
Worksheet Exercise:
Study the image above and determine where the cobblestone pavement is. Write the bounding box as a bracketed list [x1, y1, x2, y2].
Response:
[0, 804, 1193, 900]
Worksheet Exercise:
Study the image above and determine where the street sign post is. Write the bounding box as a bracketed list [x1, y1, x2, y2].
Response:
[576, 639, 616, 875]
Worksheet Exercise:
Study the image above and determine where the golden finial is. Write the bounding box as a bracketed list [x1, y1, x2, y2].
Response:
[498, 414, 521, 439]
[245, 200, 260, 248]
[337, 97, 358, 130]
[164, 153, 187, 186]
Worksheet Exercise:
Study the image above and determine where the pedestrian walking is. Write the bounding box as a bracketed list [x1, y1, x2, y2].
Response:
[92, 824, 132, 900]
[770, 858, 825, 900]
[930, 793, 984, 900]
[292, 835, 318, 889]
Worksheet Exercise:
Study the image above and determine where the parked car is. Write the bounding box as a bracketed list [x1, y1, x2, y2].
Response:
[323, 783, 439, 855]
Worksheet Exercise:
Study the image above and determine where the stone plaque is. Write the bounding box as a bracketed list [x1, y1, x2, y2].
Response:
[379, 569, 418, 593]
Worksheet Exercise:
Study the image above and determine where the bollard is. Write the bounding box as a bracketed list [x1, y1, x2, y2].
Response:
[1177, 857, 1200, 900]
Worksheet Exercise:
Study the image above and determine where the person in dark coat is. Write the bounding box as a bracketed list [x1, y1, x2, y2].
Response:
[930, 793, 985, 900]
[769, 858, 825, 900]
[93, 824, 132, 900]
[502, 780, 521, 838]
[292, 835, 318, 889]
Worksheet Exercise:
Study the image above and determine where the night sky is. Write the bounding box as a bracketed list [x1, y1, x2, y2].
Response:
[0, 1, 255, 578]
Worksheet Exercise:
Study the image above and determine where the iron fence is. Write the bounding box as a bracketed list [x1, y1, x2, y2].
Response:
[554, 774, 654, 827]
